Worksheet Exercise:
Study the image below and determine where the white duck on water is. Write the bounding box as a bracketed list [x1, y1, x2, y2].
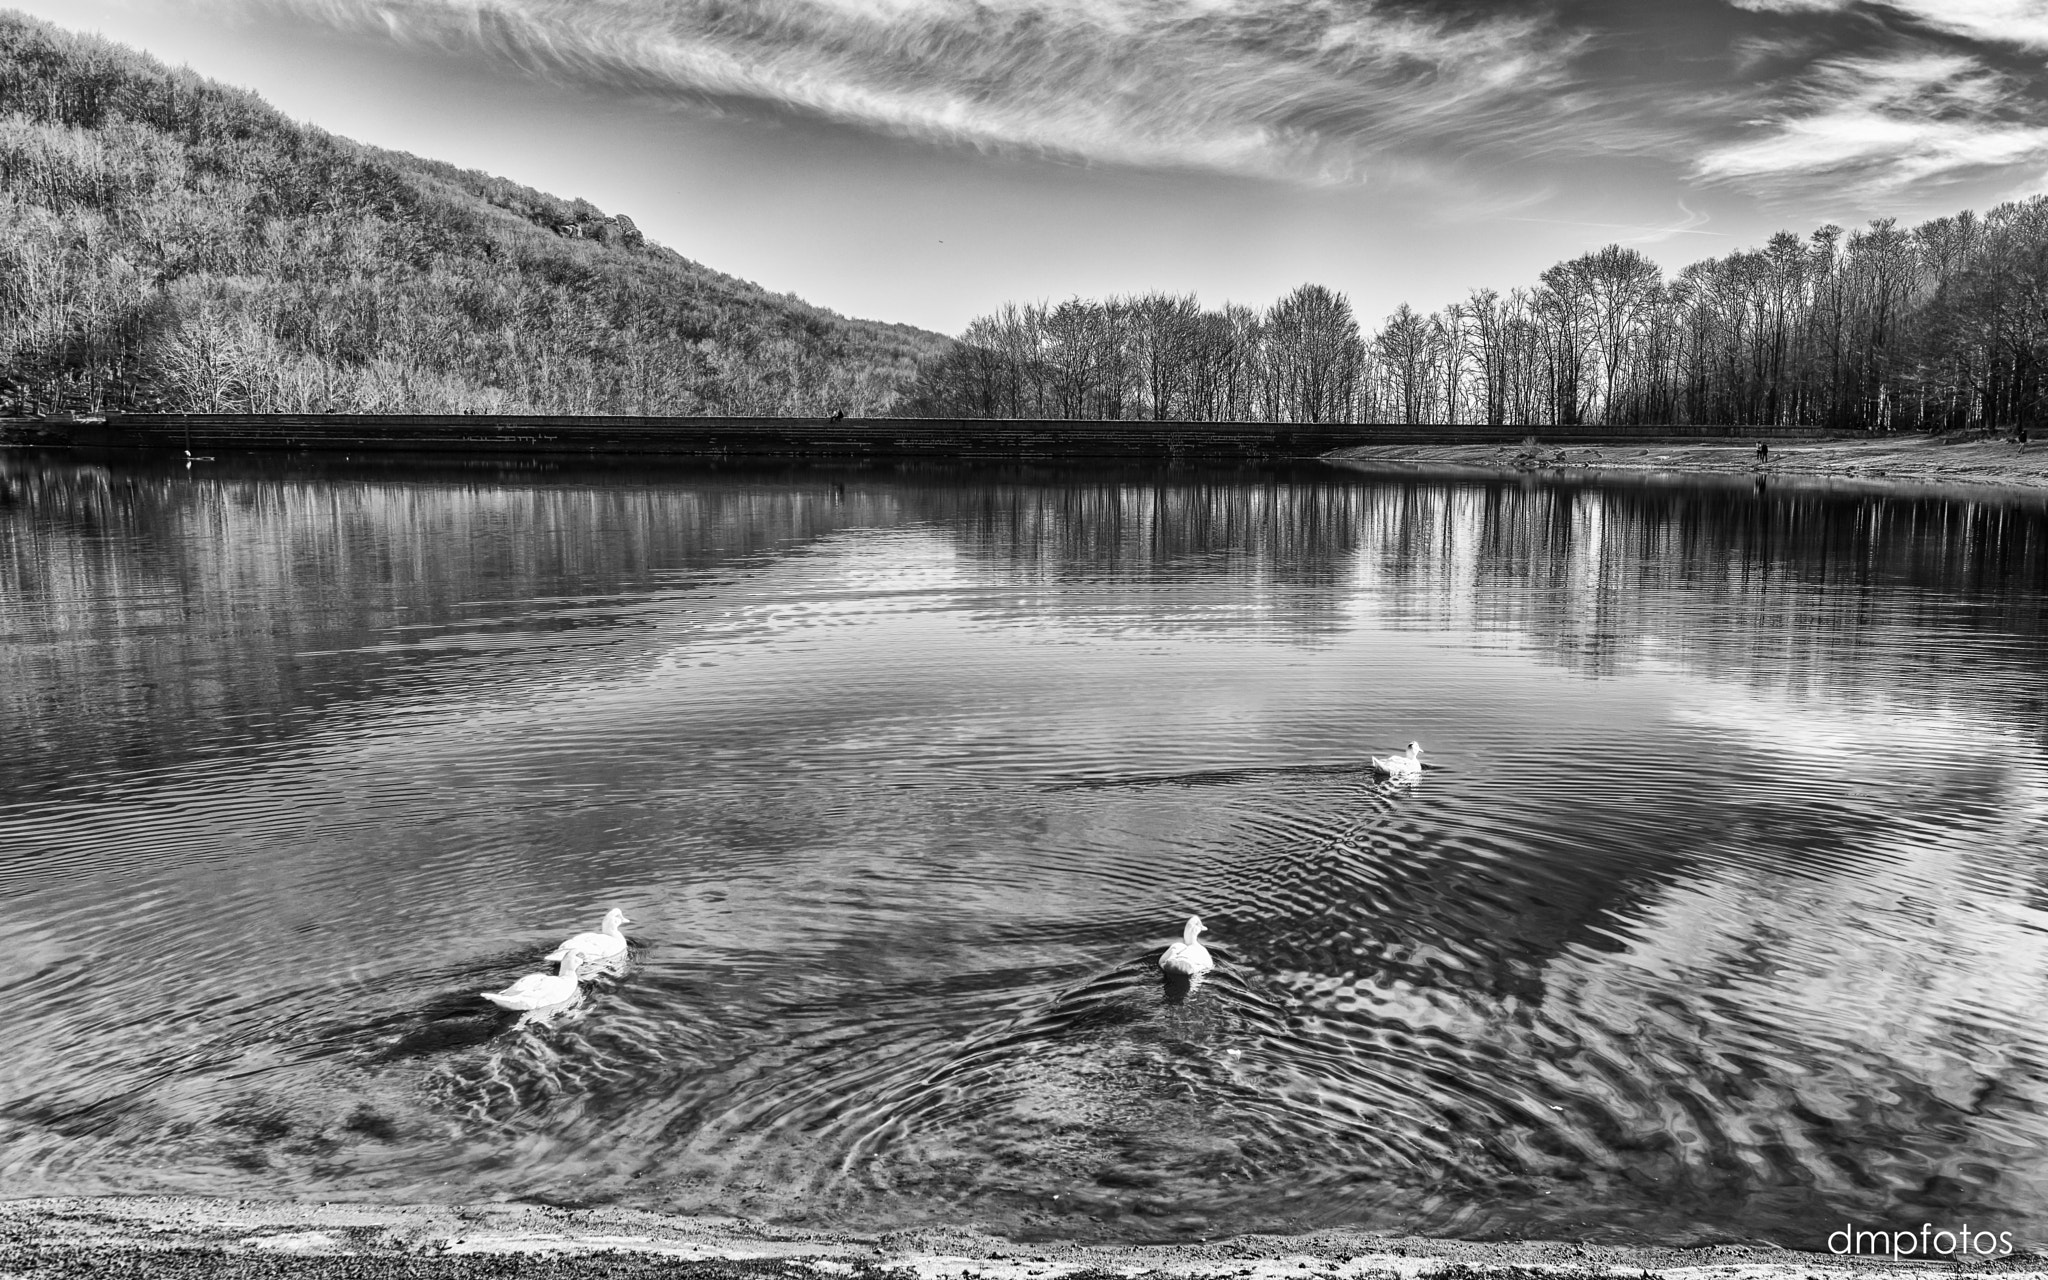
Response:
[544, 908, 631, 965]
[1159, 915, 1215, 978]
[481, 949, 584, 1012]
[1370, 742, 1424, 780]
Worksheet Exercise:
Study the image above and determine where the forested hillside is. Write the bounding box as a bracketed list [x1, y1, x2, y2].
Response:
[911, 207, 2048, 433]
[0, 12, 949, 417]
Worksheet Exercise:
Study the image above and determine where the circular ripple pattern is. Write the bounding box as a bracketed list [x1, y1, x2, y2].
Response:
[1, 457, 2045, 1246]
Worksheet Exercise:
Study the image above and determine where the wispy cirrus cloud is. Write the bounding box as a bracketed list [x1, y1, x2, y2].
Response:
[1727, 0, 2048, 49]
[1503, 203, 1728, 244]
[231, 0, 1604, 186]
[206, 0, 2048, 205]
[1872, 0, 2048, 51]
[1696, 49, 2048, 195]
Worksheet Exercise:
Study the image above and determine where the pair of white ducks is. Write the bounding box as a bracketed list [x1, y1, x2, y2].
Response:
[1154, 745, 1423, 986]
[480, 908, 632, 1012]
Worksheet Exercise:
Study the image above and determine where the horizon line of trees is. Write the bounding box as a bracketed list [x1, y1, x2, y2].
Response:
[908, 198, 2048, 432]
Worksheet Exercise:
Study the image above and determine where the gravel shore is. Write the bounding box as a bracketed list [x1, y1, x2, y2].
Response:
[3, 1197, 2043, 1280]
[1325, 434, 2048, 497]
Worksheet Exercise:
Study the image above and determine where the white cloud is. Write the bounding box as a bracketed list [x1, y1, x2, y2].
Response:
[1724, 0, 1854, 10]
[1502, 202, 1727, 243]
[1881, 0, 2048, 51]
[1695, 50, 2048, 194]
[211, 0, 2048, 199]
[238, 0, 1594, 186]
[1726, 0, 2048, 49]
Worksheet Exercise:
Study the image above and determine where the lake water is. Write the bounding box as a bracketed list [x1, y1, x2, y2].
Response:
[2, 453, 2045, 1248]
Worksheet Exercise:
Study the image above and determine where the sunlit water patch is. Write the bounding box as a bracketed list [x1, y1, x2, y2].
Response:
[1, 456, 2044, 1245]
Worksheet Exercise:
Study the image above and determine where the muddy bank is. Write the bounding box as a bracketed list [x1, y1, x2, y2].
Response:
[2, 1197, 2043, 1280]
[1326, 435, 2048, 496]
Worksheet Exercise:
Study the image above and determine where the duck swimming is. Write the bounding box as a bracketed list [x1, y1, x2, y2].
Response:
[481, 949, 584, 1012]
[1370, 742, 1424, 780]
[544, 908, 631, 964]
[1159, 915, 1214, 978]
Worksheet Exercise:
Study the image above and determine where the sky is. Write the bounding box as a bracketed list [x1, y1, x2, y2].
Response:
[15, 0, 2048, 336]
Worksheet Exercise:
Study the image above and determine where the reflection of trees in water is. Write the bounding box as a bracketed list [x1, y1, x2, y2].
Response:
[0, 460, 907, 796]
[4, 459, 2044, 797]
[1347, 478, 2047, 714]
[920, 472, 2046, 730]
[6, 458, 2047, 1234]
[0, 463, 1377, 799]
[916, 470, 1371, 645]
[933, 474, 1366, 586]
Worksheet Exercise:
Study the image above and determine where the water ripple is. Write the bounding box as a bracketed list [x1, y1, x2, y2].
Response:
[1, 457, 2045, 1243]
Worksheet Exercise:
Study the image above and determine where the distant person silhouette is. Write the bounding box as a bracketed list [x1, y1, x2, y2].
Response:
[829, 409, 846, 423]
[1756, 441, 1769, 462]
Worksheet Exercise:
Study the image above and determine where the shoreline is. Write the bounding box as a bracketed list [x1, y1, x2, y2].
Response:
[8, 418, 2046, 496]
[1323, 435, 2048, 497]
[4, 1196, 2040, 1279]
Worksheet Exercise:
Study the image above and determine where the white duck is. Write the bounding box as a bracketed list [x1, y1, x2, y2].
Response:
[481, 950, 584, 1012]
[1159, 915, 1215, 978]
[544, 908, 631, 964]
[1370, 742, 1424, 780]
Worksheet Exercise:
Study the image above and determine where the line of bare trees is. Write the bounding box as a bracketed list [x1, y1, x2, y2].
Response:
[910, 199, 2048, 432]
[905, 286, 1362, 423]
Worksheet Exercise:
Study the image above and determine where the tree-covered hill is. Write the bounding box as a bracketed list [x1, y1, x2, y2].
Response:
[0, 11, 951, 417]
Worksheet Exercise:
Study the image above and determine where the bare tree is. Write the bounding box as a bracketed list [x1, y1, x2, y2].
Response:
[1265, 284, 1362, 423]
[1374, 304, 1429, 425]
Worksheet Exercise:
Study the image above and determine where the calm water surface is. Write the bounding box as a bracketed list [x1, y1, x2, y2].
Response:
[2, 455, 2046, 1246]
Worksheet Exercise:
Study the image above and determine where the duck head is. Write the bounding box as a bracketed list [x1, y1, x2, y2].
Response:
[602, 908, 632, 932]
[1183, 915, 1206, 943]
[1406, 742, 1424, 759]
[555, 948, 586, 975]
